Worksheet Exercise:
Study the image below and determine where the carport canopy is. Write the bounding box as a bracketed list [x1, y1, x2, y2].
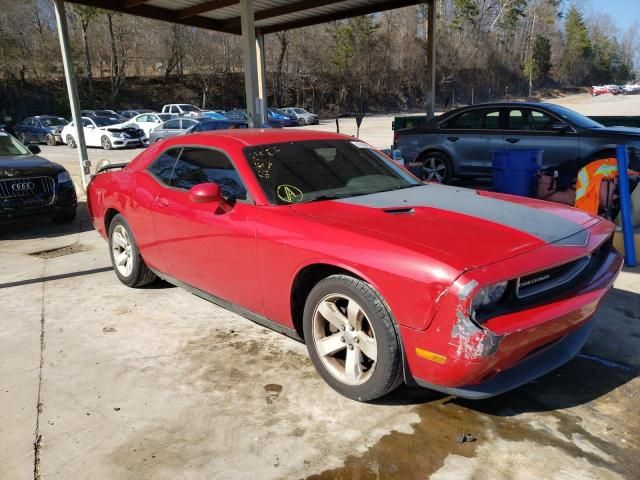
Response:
[52, 0, 436, 188]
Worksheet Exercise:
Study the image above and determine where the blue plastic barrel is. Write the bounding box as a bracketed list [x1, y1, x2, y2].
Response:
[492, 149, 544, 197]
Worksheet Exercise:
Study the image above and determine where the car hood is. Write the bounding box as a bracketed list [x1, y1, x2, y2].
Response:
[289, 184, 599, 271]
[0, 155, 63, 176]
[101, 122, 140, 132]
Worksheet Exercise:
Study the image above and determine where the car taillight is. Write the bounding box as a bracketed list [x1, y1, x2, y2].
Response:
[393, 131, 399, 148]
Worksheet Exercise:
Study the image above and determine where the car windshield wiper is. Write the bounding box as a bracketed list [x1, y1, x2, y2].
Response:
[303, 192, 369, 203]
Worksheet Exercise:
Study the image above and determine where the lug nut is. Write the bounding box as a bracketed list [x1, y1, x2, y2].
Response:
[340, 336, 345, 343]
[354, 337, 359, 344]
[348, 344, 354, 350]
[340, 325, 346, 331]
[349, 325, 355, 331]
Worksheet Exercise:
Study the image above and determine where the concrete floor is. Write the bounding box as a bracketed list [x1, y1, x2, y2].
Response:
[1, 93, 639, 479]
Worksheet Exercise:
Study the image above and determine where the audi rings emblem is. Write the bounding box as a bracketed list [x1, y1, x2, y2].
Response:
[11, 182, 35, 191]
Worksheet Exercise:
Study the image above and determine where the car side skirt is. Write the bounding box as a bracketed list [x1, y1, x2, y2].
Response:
[150, 269, 303, 342]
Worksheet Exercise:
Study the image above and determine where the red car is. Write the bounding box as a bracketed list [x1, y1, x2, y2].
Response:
[87, 130, 622, 401]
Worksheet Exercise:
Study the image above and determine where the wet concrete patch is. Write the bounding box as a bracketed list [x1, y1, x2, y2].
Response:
[306, 355, 639, 480]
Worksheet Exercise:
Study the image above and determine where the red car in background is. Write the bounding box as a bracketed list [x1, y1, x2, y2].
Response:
[591, 85, 608, 96]
[87, 130, 622, 401]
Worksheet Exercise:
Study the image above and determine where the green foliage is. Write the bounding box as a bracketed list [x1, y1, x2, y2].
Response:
[451, 0, 479, 29]
[524, 34, 552, 81]
[561, 6, 592, 84]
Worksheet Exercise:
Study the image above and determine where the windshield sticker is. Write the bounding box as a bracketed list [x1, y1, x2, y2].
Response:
[351, 141, 371, 149]
[277, 184, 304, 203]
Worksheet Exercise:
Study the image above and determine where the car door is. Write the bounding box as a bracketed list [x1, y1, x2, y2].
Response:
[439, 107, 505, 174]
[180, 118, 197, 132]
[149, 146, 263, 313]
[505, 107, 580, 168]
[83, 118, 101, 147]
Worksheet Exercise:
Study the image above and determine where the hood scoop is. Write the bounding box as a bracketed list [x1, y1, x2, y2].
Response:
[383, 207, 414, 215]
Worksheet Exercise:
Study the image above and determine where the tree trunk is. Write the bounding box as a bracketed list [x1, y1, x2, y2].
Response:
[107, 13, 119, 97]
[275, 32, 288, 106]
[81, 19, 94, 103]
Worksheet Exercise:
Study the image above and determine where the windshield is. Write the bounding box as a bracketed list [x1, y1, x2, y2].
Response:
[544, 104, 604, 129]
[40, 117, 68, 127]
[293, 108, 306, 114]
[244, 140, 420, 205]
[179, 104, 201, 112]
[93, 117, 121, 127]
[0, 133, 30, 156]
[95, 110, 119, 117]
[157, 114, 174, 122]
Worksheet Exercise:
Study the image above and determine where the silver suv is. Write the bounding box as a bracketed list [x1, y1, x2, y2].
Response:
[282, 108, 319, 126]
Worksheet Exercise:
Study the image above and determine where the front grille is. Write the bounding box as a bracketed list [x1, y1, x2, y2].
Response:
[516, 255, 592, 299]
[0, 176, 55, 207]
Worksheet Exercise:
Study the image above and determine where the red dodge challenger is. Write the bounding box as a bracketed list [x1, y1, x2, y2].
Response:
[87, 130, 622, 401]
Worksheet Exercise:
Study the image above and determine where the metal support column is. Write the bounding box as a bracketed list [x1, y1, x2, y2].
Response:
[53, 0, 91, 190]
[255, 30, 268, 126]
[240, 0, 260, 128]
[425, 0, 436, 120]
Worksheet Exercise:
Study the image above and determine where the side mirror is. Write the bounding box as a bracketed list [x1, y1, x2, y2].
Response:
[189, 182, 221, 204]
[27, 144, 41, 154]
[551, 122, 570, 132]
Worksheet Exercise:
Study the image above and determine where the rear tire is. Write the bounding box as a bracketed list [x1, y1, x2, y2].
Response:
[303, 274, 402, 401]
[108, 214, 156, 288]
[66, 135, 76, 149]
[46, 134, 57, 146]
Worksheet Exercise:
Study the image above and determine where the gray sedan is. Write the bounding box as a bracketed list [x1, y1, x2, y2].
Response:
[149, 117, 199, 142]
[395, 102, 640, 183]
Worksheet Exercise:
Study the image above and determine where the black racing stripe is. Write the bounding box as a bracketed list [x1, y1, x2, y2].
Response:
[337, 184, 582, 243]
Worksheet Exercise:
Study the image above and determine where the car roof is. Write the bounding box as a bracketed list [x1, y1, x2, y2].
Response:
[180, 129, 357, 147]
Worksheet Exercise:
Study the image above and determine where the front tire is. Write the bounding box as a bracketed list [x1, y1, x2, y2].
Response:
[108, 214, 156, 288]
[303, 274, 402, 401]
[66, 135, 76, 149]
[416, 151, 453, 184]
[298, 118, 307, 126]
[101, 136, 112, 150]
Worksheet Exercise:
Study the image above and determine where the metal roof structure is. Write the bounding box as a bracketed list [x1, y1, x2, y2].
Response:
[53, 0, 435, 189]
[67, 0, 425, 35]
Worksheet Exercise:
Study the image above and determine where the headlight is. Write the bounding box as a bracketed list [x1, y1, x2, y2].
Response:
[57, 171, 72, 184]
[471, 281, 509, 311]
[111, 132, 123, 138]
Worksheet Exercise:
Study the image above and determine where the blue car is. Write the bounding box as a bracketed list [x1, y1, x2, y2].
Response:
[186, 119, 248, 132]
[15, 115, 69, 146]
[201, 111, 228, 120]
[268, 108, 298, 127]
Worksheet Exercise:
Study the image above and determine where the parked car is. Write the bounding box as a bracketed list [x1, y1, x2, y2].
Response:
[120, 109, 153, 119]
[282, 107, 320, 126]
[622, 84, 640, 95]
[268, 108, 298, 127]
[81, 110, 126, 122]
[185, 119, 248, 133]
[15, 115, 69, 146]
[591, 85, 608, 96]
[87, 129, 621, 401]
[61, 116, 148, 150]
[605, 85, 622, 95]
[0, 131, 76, 224]
[125, 113, 177, 138]
[395, 102, 640, 183]
[148, 117, 201, 142]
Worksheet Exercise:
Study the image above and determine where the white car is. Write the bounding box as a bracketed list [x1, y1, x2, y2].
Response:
[125, 113, 177, 138]
[161, 104, 204, 117]
[61, 117, 148, 150]
[282, 107, 320, 126]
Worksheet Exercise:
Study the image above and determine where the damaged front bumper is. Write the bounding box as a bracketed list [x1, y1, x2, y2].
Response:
[400, 225, 623, 399]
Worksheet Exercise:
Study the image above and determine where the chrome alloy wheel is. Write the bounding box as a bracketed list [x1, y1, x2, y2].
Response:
[421, 156, 448, 183]
[312, 294, 378, 386]
[111, 224, 133, 277]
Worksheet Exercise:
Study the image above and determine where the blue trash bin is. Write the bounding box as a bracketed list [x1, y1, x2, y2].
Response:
[492, 149, 544, 197]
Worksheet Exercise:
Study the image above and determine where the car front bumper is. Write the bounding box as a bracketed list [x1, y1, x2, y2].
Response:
[400, 231, 623, 399]
[0, 181, 77, 224]
[111, 137, 149, 148]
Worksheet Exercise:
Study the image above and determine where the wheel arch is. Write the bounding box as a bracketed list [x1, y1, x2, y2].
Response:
[104, 207, 121, 233]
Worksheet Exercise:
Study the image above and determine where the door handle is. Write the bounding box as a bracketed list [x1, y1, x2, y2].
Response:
[157, 198, 169, 207]
[446, 136, 460, 142]
[506, 138, 520, 144]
